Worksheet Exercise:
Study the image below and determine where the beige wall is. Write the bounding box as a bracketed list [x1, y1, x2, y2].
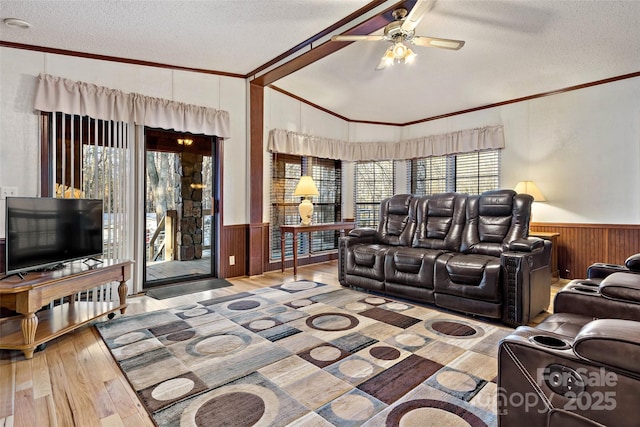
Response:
[265, 77, 640, 224]
[0, 46, 249, 239]
[2, 45, 639, 243]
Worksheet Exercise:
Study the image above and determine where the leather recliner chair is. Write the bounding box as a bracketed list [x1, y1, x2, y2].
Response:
[384, 192, 467, 305]
[434, 190, 551, 321]
[498, 254, 640, 426]
[341, 194, 416, 291]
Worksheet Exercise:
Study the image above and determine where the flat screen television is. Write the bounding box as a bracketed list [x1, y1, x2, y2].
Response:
[5, 197, 104, 276]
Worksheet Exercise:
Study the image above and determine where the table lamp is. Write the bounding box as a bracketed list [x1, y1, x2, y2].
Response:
[514, 181, 546, 201]
[293, 176, 319, 226]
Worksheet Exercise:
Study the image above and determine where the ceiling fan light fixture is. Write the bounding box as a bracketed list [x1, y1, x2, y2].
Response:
[383, 47, 395, 66]
[404, 48, 417, 64]
[392, 42, 407, 59]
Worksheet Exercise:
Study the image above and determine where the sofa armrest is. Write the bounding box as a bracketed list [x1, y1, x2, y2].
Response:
[554, 279, 640, 321]
[501, 247, 552, 326]
[347, 227, 376, 238]
[599, 272, 640, 303]
[586, 254, 640, 280]
[587, 262, 629, 280]
[574, 319, 640, 374]
[508, 237, 544, 252]
[338, 229, 377, 286]
[624, 253, 640, 272]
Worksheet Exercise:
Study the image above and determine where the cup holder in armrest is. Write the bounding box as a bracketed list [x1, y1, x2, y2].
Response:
[529, 335, 571, 350]
[574, 280, 599, 287]
[592, 263, 623, 269]
[572, 286, 599, 294]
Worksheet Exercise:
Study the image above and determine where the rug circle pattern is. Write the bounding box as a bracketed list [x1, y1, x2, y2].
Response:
[96, 282, 505, 426]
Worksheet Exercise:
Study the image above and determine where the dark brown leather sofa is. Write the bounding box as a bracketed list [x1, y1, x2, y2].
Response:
[338, 190, 553, 325]
[498, 254, 640, 427]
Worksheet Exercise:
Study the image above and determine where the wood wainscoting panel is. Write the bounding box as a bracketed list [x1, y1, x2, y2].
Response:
[248, 223, 267, 276]
[531, 223, 640, 279]
[220, 224, 248, 278]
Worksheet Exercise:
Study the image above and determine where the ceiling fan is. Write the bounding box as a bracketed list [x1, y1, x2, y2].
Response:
[331, 0, 465, 70]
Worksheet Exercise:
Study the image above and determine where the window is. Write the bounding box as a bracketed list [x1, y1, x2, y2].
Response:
[454, 150, 501, 194]
[354, 160, 395, 228]
[411, 149, 501, 195]
[270, 154, 342, 260]
[45, 113, 131, 261]
[411, 156, 449, 195]
[41, 112, 132, 301]
[310, 157, 342, 252]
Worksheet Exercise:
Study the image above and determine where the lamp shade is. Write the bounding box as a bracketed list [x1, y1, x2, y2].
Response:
[514, 181, 546, 202]
[293, 176, 319, 197]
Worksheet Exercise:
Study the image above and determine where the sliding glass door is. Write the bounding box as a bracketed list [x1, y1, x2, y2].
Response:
[143, 128, 218, 287]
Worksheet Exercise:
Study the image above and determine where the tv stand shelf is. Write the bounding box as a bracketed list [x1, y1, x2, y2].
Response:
[0, 259, 132, 359]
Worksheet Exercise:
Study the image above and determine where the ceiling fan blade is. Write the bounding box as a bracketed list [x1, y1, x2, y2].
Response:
[401, 0, 436, 32]
[331, 35, 385, 42]
[412, 36, 465, 50]
[375, 58, 388, 71]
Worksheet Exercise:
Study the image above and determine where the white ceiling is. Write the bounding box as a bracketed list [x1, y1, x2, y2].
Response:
[1, 0, 639, 124]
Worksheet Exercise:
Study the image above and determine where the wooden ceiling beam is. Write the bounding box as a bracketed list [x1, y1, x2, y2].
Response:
[250, 0, 416, 87]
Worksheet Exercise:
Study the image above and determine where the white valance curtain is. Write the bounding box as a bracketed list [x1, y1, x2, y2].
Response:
[33, 74, 231, 138]
[268, 125, 505, 161]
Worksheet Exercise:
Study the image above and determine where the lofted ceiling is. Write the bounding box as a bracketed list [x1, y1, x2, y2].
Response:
[1, 0, 639, 124]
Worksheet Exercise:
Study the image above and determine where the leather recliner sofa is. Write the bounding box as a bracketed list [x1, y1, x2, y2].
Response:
[498, 254, 640, 427]
[338, 190, 553, 325]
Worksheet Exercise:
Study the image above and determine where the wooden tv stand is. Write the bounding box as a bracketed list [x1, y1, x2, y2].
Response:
[0, 259, 132, 359]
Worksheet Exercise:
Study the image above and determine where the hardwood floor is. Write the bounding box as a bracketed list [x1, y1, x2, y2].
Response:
[0, 261, 563, 426]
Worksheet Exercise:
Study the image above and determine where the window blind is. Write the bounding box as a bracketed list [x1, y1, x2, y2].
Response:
[409, 149, 501, 196]
[270, 153, 302, 260]
[354, 160, 395, 228]
[50, 112, 132, 301]
[269, 154, 342, 261]
[309, 157, 342, 253]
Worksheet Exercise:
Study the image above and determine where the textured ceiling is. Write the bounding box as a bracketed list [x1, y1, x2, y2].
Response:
[0, 0, 372, 74]
[1, 0, 639, 124]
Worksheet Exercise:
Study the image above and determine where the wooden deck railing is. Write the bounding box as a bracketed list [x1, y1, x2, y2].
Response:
[148, 209, 211, 262]
[148, 210, 177, 261]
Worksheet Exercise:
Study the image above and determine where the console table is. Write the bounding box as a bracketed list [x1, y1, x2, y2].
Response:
[530, 231, 560, 281]
[0, 259, 132, 359]
[280, 222, 357, 275]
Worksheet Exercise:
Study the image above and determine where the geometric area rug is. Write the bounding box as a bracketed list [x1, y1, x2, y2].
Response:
[95, 281, 512, 426]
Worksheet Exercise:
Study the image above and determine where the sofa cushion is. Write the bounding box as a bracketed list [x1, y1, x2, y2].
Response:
[385, 247, 443, 289]
[345, 244, 388, 282]
[388, 194, 411, 214]
[392, 251, 423, 274]
[353, 245, 384, 268]
[444, 254, 492, 286]
[412, 193, 466, 251]
[377, 194, 415, 246]
[478, 191, 514, 217]
[461, 190, 532, 257]
[478, 216, 512, 243]
[434, 253, 502, 302]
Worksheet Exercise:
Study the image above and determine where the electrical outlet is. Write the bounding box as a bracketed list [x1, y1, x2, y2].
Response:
[0, 186, 18, 200]
[229, 255, 236, 266]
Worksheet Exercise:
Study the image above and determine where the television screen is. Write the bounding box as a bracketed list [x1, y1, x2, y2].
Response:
[5, 197, 103, 275]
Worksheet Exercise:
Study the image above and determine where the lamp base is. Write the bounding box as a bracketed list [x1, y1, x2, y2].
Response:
[298, 198, 314, 226]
